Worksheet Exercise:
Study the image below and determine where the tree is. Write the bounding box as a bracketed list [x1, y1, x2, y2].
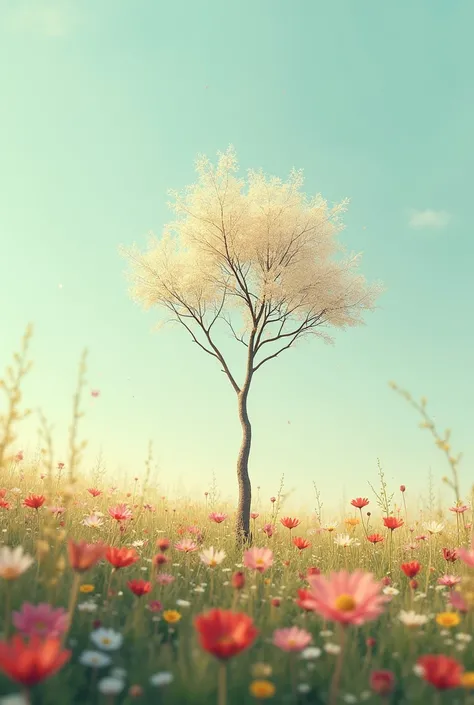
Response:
[120, 147, 383, 541]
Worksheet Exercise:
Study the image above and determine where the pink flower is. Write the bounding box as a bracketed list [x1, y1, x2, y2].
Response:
[272, 626, 312, 652]
[299, 570, 390, 626]
[47, 506, 66, 517]
[175, 539, 199, 553]
[449, 590, 469, 612]
[449, 505, 469, 514]
[91, 389, 100, 397]
[209, 512, 227, 524]
[437, 575, 462, 588]
[108, 503, 132, 522]
[243, 547, 273, 573]
[458, 542, 474, 568]
[156, 573, 175, 586]
[250, 513, 259, 520]
[12, 603, 68, 638]
[262, 523, 274, 538]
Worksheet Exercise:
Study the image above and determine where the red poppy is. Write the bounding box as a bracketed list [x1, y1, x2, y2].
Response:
[401, 561, 421, 578]
[280, 517, 300, 530]
[156, 538, 170, 552]
[153, 553, 168, 566]
[127, 579, 151, 597]
[106, 546, 139, 569]
[270, 597, 281, 607]
[367, 533, 385, 544]
[292, 537, 311, 550]
[67, 540, 106, 573]
[231, 571, 245, 590]
[442, 548, 459, 563]
[0, 635, 70, 686]
[351, 497, 370, 509]
[23, 495, 45, 510]
[370, 669, 395, 696]
[87, 488, 102, 497]
[0, 499, 10, 510]
[383, 516, 404, 531]
[307, 566, 321, 577]
[417, 654, 463, 690]
[194, 609, 257, 660]
[296, 589, 314, 612]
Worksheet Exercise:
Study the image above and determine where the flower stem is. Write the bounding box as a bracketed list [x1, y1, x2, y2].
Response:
[329, 625, 346, 705]
[62, 572, 80, 645]
[217, 662, 227, 705]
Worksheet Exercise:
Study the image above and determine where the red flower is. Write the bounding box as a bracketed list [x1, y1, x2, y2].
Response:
[370, 669, 395, 696]
[367, 533, 384, 544]
[23, 495, 45, 510]
[296, 589, 314, 612]
[231, 571, 245, 590]
[0, 499, 10, 510]
[153, 553, 168, 567]
[0, 635, 70, 686]
[442, 548, 459, 563]
[67, 540, 106, 573]
[280, 517, 300, 530]
[156, 538, 170, 552]
[106, 546, 139, 569]
[366, 637, 376, 648]
[410, 579, 418, 590]
[194, 609, 258, 660]
[307, 566, 321, 577]
[383, 516, 404, 531]
[0, 489, 6, 498]
[400, 485, 406, 492]
[351, 497, 369, 509]
[127, 579, 151, 597]
[416, 654, 463, 690]
[148, 600, 162, 612]
[87, 488, 102, 497]
[292, 537, 311, 550]
[401, 561, 421, 578]
[270, 597, 281, 607]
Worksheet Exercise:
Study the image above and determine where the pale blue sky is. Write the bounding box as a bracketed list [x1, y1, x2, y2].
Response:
[1, 0, 472, 513]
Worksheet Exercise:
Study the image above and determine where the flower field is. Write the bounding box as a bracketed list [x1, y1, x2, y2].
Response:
[0, 335, 473, 704]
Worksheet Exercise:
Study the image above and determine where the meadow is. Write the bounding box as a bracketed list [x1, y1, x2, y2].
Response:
[0, 330, 473, 705]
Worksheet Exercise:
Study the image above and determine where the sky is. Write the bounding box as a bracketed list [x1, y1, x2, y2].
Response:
[1, 0, 473, 515]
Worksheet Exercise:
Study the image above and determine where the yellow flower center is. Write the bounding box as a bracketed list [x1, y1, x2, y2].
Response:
[101, 638, 111, 645]
[334, 594, 356, 612]
[209, 559, 217, 567]
[461, 672, 474, 689]
[256, 558, 265, 566]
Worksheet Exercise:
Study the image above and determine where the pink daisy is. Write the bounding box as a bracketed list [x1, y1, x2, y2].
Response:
[243, 547, 274, 573]
[12, 603, 68, 638]
[272, 626, 312, 652]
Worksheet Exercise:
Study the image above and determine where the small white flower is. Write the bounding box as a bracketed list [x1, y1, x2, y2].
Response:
[360, 691, 371, 701]
[342, 695, 358, 704]
[194, 586, 205, 593]
[456, 632, 472, 642]
[334, 534, 360, 548]
[320, 630, 333, 637]
[413, 664, 425, 677]
[98, 677, 125, 695]
[79, 651, 112, 668]
[300, 647, 322, 660]
[324, 643, 341, 655]
[150, 672, 174, 687]
[110, 668, 127, 679]
[176, 600, 191, 608]
[456, 644, 466, 652]
[132, 540, 145, 548]
[0, 546, 34, 581]
[77, 601, 98, 613]
[383, 586, 399, 596]
[0, 695, 29, 705]
[398, 610, 430, 627]
[297, 684, 311, 694]
[90, 628, 123, 651]
[423, 521, 444, 535]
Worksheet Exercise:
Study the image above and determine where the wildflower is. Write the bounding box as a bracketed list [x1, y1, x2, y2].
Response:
[163, 610, 181, 624]
[461, 672, 474, 689]
[176, 600, 191, 608]
[300, 647, 322, 660]
[270, 497, 276, 503]
[398, 610, 430, 627]
[458, 543, 474, 568]
[129, 685, 144, 697]
[351, 498, 369, 509]
[369, 670, 395, 696]
[0, 636, 70, 686]
[416, 654, 463, 689]
[209, 512, 227, 523]
[68, 540, 106, 573]
[22, 495, 45, 510]
[449, 504, 469, 514]
[0, 546, 34, 581]
[292, 537, 311, 550]
[156, 573, 175, 586]
[250, 512, 259, 520]
[153, 553, 168, 567]
[280, 517, 300, 530]
[148, 601, 162, 612]
[298, 569, 390, 625]
[249, 680, 275, 699]
[98, 677, 125, 695]
[105, 546, 139, 569]
[272, 627, 312, 652]
[252, 663, 272, 678]
[87, 488, 102, 497]
[174, 539, 199, 553]
[383, 586, 399, 596]
[450, 590, 469, 612]
[231, 571, 245, 590]
[79, 651, 112, 668]
[324, 643, 341, 655]
[127, 580, 151, 597]
[77, 601, 98, 613]
[194, 608, 257, 660]
[344, 517, 360, 529]
[436, 612, 461, 628]
[438, 575, 461, 588]
[334, 534, 360, 548]
[79, 584, 95, 593]
[323, 521, 338, 532]
[262, 524, 274, 538]
[442, 548, 459, 563]
[200, 547, 226, 567]
[82, 513, 104, 529]
[108, 504, 132, 522]
[270, 597, 281, 607]
[367, 534, 384, 544]
[156, 538, 170, 551]
[90, 628, 123, 651]
[0, 499, 10, 510]
[383, 516, 404, 531]
[12, 603, 68, 638]
[150, 672, 174, 686]
[243, 547, 273, 573]
[401, 561, 421, 578]
[423, 521, 444, 535]
[400, 485, 406, 492]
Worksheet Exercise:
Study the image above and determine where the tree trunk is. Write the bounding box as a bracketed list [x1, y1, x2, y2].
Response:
[236, 386, 252, 544]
